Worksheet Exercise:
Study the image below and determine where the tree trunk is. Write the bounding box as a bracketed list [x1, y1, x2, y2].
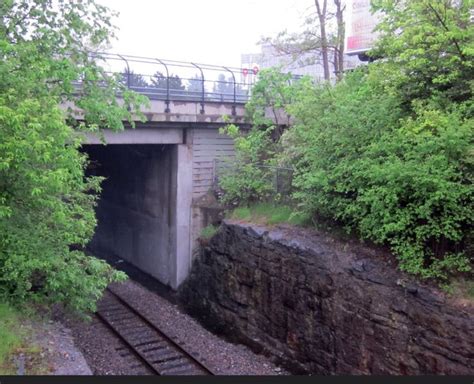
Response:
[334, 0, 345, 81]
[315, 0, 330, 81]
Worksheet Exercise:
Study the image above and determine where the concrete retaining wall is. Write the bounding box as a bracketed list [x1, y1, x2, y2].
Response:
[179, 221, 474, 375]
[85, 144, 178, 286]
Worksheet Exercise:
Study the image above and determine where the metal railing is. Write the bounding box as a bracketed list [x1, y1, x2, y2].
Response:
[73, 52, 303, 115]
[77, 52, 259, 115]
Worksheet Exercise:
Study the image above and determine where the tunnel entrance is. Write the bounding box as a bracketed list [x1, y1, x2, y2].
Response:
[82, 143, 192, 288]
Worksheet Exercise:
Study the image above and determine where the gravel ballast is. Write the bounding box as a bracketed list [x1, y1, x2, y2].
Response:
[60, 279, 287, 375]
[34, 320, 93, 375]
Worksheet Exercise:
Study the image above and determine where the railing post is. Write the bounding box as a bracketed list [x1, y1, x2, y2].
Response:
[156, 58, 170, 113]
[223, 66, 236, 116]
[117, 54, 130, 89]
[191, 62, 205, 114]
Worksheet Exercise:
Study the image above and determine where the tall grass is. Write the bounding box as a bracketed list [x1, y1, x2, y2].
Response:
[0, 303, 22, 373]
[229, 203, 310, 226]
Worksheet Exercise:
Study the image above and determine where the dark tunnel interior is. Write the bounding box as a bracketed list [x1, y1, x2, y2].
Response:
[82, 144, 178, 286]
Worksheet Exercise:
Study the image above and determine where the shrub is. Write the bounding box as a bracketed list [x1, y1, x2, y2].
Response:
[287, 69, 473, 279]
[217, 69, 297, 205]
[0, 0, 144, 313]
[217, 1, 474, 281]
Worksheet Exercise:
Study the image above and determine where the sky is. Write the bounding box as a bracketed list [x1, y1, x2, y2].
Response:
[97, 0, 315, 68]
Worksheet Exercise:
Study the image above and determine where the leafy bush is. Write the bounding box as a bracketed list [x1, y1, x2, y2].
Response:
[217, 69, 296, 205]
[287, 68, 473, 279]
[352, 105, 472, 278]
[0, 0, 145, 313]
[371, 0, 474, 110]
[217, 123, 276, 205]
[217, 2, 473, 281]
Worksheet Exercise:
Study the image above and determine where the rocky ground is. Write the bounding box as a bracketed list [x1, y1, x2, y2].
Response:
[4, 312, 91, 376]
[58, 279, 287, 375]
[30, 318, 92, 375]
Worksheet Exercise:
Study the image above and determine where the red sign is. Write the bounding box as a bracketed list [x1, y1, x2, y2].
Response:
[242, 68, 249, 76]
[345, 0, 379, 54]
[252, 66, 259, 75]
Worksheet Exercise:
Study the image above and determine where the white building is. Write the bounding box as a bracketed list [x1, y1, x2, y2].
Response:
[241, 44, 363, 83]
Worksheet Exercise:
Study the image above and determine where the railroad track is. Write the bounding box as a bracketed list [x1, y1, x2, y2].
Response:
[96, 288, 215, 376]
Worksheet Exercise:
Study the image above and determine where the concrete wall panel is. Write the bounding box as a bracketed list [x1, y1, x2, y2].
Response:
[85, 144, 176, 286]
[84, 127, 183, 145]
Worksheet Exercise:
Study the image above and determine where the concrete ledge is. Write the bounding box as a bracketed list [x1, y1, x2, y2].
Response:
[84, 127, 183, 144]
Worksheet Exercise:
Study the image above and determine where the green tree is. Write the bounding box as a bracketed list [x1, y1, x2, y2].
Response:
[150, 71, 185, 90]
[371, 0, 474, 111]
[122, 68, 149, 88]
[218, 69, 296, 204]
[285, 67, 473, 279]
[0, 0, 147, 312]
[221, 2, 473, 281]
[260, 0, 346, 81]
[282, 0, 474, 279]
[186, 74, 203, 94]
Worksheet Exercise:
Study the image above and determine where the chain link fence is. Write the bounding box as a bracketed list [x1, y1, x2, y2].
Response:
[213, 159, 294, 200]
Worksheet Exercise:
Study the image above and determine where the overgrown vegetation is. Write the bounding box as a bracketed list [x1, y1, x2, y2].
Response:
[0, 0, 147, 313]
[200, 225, 219, 240]
[0, 303, 22, 370]
[0, 303, 47, 375]
[230, 203, 310, 226]
[218, 69, 295, 205]
[219, 0, 473, 281]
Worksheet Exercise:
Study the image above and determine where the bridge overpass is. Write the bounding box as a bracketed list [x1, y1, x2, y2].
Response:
[78, 54, 281, 289]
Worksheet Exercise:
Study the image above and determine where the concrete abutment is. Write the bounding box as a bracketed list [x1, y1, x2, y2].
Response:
[83, 143, 192, 289]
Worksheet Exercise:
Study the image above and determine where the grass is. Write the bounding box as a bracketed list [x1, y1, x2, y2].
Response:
[0, 303, 22, 373]
[200, 224, 219, 240]
[229, 203, 311, 227]
[0, 302, 50, 375]
[445, 278, 474, 301]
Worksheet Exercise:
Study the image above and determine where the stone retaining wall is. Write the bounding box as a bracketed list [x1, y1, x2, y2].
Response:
[179, 220, 474, 374]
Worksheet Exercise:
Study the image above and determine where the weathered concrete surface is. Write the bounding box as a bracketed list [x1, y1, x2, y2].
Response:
[142, 100, 246, 124]
[174, 143, 193, 286]
[85, 144, 183, 287]
[62, 99, 247, 126]
[84, 127, 183, 145]
[179, 220, 474, 375]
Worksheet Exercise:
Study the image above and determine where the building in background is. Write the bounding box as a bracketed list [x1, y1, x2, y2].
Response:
[345, 0, 380, 59]
[241, 43, 363, 83]
[241, 0, 384, 82]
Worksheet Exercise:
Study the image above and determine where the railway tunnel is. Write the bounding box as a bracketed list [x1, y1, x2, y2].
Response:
[79, 120, 237, 290]
[82, 141, 193, 289]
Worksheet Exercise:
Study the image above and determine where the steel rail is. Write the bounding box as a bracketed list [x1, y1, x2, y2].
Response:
[96, 288, 215, 376]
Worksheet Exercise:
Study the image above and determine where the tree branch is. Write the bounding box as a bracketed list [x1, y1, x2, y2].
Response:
[427, 3, 466, 62]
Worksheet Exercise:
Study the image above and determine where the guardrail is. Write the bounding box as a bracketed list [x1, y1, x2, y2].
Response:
[79, 53, 257, 115]
[74, 53, 303, 115]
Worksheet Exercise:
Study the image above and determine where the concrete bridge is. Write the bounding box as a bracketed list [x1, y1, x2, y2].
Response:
[77, 54, 293, 289]
[82, 104, 249, 289]
[77, 54, 262, 289]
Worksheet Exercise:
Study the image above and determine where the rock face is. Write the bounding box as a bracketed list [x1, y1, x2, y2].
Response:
[179, 220, 474, 375]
